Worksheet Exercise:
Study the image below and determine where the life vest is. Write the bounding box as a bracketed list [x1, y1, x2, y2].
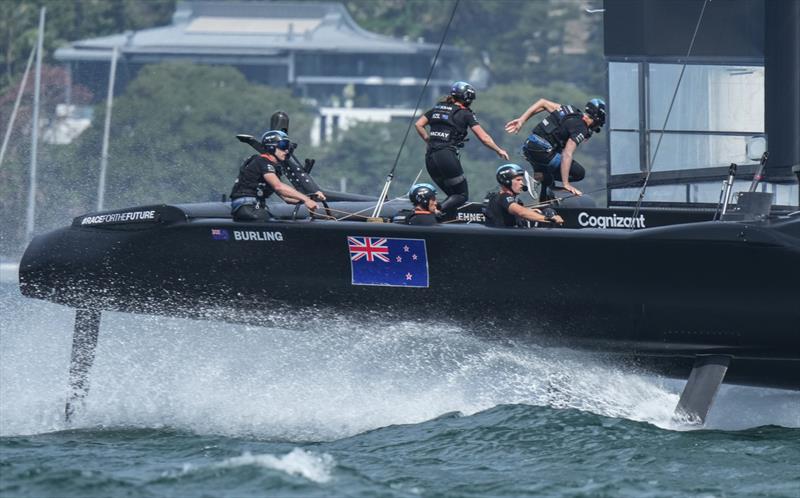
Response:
[230, 153, 280, 200]
[483, 191, 522, 228]
[407, 209, 437, 226]
[532, 104, 583, 150]
[428, 103, 469, 150]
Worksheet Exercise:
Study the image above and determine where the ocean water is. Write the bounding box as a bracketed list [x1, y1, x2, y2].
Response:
[1, 284, 798, 497]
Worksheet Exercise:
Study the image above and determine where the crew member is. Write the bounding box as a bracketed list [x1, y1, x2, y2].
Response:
[415, 81, 509, 219]
[484, 164, 564, 228]
[404, 183, 439, 226]
[505, 98, 606, 200]
[230, 130, 318, 221]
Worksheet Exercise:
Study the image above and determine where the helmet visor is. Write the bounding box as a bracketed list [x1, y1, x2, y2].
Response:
[275, 139, 292, 151]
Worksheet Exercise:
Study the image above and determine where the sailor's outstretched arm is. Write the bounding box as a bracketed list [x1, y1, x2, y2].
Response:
[560, 139, 582, 196]
[505, 98, 561, 134]
[508, 203, 564, 224]
[471, 125, 509, 160]
[263, 172, 318, 211]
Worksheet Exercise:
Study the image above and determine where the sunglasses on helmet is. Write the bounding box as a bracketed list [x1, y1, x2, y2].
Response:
[275, 139, 292, 151]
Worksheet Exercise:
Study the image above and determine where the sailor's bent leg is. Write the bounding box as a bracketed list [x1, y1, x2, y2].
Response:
[568, 159, 585, 182]
[65, 308, 101, 422]
[673, 355, 731, 425]
[439, 175, 469, 216]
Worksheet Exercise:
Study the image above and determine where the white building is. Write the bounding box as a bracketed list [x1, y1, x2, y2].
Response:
[54, 1, 461, 144]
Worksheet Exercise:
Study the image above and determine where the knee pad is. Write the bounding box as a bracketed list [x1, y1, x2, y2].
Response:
[570, 161, 586, 181]
[439, 193, 467, 214]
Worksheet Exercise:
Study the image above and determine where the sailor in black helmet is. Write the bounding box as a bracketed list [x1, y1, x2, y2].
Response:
[229, 130, 318, 221]
[505, 98, 606, 201]
[415, 81, 509, 219]
[484, 164, 564, 228]
[404, 183, 439, 226]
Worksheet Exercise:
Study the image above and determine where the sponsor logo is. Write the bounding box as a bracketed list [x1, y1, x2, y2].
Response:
[457, 212, 486, 222]
[211, 228, 229, 241]
[81, 210, 157, 225]
[233, 230, 284, 242]
[578, 212, 646, 229]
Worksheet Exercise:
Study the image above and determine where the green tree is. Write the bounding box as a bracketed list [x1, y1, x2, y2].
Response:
[313, 121, 428, 197]
[342, 0, 605, 93]
[0, 64, 92, 256]
[1, 0, 175, 93]
[66, 62, 315, 209]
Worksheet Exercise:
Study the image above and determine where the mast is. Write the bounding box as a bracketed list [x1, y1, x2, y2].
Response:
[97, 46, 119, 211]
[25, 6, 45, 241]
[0, 46, 36, 169]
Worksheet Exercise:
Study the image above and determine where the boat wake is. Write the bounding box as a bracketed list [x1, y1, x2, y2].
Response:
[1, 289, 798, 439]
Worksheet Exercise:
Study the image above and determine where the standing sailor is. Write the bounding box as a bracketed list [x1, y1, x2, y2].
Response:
[230, 130, 318, 221]
[415, 81, 509, 218]
[505, 98, 606, 200]
[484, 164, 564, 228]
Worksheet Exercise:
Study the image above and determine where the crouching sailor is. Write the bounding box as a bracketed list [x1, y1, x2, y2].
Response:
[505, 98, 606, 201]
[484, 164, 564, 228]
[230, 130, 318, 221]
[405, 183, 440, 225]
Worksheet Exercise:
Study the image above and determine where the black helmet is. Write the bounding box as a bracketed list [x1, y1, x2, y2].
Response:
[585, 98, 606, 133]
[496, 163, 525, 187]
[260, 130, 291, 153]
[450, 81, 476, 105]
[408, 183, 437, 206]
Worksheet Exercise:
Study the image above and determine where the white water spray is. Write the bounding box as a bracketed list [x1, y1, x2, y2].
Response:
[1, 285, 797, 438]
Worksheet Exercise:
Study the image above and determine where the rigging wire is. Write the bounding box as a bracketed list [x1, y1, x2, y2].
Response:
[631, 0, 710, 223]
[371, 0, 460, 218]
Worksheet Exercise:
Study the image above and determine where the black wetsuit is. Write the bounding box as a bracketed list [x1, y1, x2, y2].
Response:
[405, 210, 438, 226]
[424, 102, 478, 217]
[522, 105, 589, 201]
[230, 154, 281, 221]
[483, 191, 520, 228]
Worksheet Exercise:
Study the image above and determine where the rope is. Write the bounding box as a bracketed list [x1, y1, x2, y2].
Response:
[522, 179, 645, 209]
[313, 196, 407, 220]
[631, 0, 709, 223]
[371, 0, 460, 217]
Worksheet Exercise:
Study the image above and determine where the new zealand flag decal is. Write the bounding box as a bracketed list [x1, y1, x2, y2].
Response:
[347, 236, 429, 288]
[211, 228, 229, 241]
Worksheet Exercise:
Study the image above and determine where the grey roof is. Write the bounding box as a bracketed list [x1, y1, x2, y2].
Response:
[55, 1, 457, 62]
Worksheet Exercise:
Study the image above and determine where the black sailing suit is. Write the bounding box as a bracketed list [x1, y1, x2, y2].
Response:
[423, 102, 479, 217]
[229, 153, 282, 221]
[522, 105, 589, 201]
[483, 191, 521, 228]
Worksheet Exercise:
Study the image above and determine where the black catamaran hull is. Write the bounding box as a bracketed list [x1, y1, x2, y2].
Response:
[19, 203, 800, 391]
